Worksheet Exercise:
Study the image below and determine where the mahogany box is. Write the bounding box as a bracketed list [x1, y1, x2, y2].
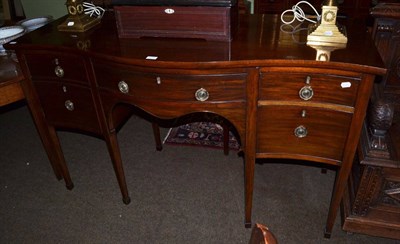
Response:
[112, 0, 238, 42]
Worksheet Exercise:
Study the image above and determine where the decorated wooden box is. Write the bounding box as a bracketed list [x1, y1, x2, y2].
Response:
[112, 0, 238, 41]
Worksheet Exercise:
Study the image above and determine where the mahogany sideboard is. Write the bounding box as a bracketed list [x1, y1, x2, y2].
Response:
[5, 12, 385, 238]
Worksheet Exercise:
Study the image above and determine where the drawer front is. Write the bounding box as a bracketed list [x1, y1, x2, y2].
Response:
[34, 81, 101, 134]
[259, 72, 360, 106]
[257, 106, 352, 161]
[24, 53, 89, 85]
[93, 62, 246, 103]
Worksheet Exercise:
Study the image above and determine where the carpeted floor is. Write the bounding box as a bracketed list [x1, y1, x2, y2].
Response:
[0, 103, 398, 244]
[164, 122, 240, 151]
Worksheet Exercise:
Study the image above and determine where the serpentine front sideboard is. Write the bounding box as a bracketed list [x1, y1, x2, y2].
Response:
[5, 12, 386, 238]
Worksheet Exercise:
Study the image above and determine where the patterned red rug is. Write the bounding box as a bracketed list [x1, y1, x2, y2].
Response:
[163, 122, 240, 151]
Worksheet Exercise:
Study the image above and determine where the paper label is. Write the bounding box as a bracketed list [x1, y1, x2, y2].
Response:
[146, 56, 158, 60]
[341, 82, 351, 88]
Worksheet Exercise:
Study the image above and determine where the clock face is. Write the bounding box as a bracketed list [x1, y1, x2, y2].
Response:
[323, 10, 336, 23]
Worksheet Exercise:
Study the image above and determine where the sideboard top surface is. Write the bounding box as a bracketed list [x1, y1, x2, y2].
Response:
[7, 12, 386, 75]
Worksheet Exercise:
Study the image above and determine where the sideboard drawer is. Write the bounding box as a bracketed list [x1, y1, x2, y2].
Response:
[24, 53, 89, 85]
[256, 105, 352, 161]
[33, 81, 101, 134]
[93, 62, 246, 102]
[259, 72, 360, 106]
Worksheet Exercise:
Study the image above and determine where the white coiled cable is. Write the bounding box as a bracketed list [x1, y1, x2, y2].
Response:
[83, 2, 105, 18]
[280, 1, 320, 24]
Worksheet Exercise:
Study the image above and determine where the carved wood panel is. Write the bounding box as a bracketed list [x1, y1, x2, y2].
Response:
[378, 169, 400, 207]
[351, 165, 382, 216]
[351, 165, 400, 216]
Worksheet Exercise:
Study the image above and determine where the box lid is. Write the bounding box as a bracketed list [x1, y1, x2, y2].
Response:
[111, 0, 237, 7]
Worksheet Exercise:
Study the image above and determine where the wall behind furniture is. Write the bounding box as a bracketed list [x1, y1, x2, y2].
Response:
[1, 0, 10, 19]
[20, 0, 66, 19]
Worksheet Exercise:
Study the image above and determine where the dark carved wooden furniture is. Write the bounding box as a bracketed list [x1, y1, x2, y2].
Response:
[5, 12, 385, 238]
[341, 3, 400, 240]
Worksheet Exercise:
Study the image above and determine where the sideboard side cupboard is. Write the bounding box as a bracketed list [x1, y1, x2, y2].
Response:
[6, 13, 386, 238]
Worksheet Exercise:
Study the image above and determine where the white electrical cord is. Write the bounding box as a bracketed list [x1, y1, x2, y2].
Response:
[83, 2, 105, 18]
[280, 1, 320, 24]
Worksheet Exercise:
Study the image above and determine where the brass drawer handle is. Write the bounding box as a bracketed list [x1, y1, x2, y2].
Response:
[118, 80, 129, 94]
[294, 125, 307, 138]
[299, 85, 313, 100]
[195, 88, 209, 102]
[54, 65, 64, 78]
[305, 76, 311, 84]
[65, 100, 74, 111]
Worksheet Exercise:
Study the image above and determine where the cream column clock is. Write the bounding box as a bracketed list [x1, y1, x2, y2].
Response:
[58, 0, 101, 32]
[321, 0, 337, 25]
[306, 0, 347, 61]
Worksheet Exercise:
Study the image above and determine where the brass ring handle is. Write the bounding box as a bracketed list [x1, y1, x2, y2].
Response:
[294, 125, 307, 138]
[118, 80, 129, 94]
[65, 100, 74, 111]
[299, 85, 313, 100]
[195, 88, 209, 102]
[54, 65, 64, 78]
